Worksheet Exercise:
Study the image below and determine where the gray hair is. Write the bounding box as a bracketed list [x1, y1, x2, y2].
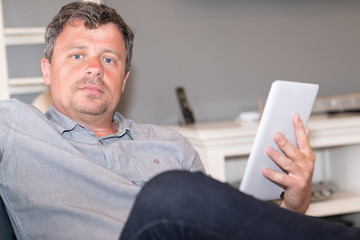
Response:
[44, 1, 134, 74]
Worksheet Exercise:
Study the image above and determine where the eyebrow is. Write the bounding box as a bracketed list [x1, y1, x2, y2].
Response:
[70, 45, 87, 50]
[64, 45, 87, 52]
[102, 48, 122, 59]
[65, 45, 122, 59]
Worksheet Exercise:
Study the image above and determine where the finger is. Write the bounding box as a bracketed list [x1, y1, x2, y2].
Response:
[267, 146, 298, 174]
[305, 126, 310, 137]
[273, 132, 301, 161]
[292, 114, 311, 151]
[262, 168, 289, 189]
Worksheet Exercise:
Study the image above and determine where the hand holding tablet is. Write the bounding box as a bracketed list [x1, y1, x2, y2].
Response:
[240, 80, 318, 212]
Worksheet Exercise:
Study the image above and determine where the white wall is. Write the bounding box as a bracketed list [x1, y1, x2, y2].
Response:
[4, 0, 360, 124]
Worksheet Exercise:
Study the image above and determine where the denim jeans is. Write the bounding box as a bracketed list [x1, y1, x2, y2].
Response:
[120, 171, 360, 240]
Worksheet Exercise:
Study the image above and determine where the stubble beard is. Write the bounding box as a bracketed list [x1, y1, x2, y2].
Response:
[70, 76, 111, 116]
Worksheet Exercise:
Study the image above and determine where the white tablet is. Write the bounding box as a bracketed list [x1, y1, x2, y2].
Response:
[239, 80, 319, 200]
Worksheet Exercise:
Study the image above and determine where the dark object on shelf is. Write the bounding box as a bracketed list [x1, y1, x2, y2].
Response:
[176, 87, 195, 125]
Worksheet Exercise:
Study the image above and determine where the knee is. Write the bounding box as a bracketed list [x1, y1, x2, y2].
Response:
[145, 170, 204, 189]
[128, 171, 200, 219]
[139, 170, 204, 200]
[136, 170, 235, 211]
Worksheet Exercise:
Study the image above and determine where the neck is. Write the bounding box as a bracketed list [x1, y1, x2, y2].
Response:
[69, 111, 117, 138]
[81, 114, 118, 138]
[53, 105, 118, 138]
[92, 127, 117, 138]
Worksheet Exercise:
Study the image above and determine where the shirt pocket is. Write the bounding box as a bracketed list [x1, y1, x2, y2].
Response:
[131, 156, 182, 187]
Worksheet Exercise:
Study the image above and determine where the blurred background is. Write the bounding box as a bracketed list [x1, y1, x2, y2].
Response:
[2, 0, 360, 125]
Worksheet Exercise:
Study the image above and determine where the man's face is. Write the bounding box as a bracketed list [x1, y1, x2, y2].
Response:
[41, 19, 129, 119]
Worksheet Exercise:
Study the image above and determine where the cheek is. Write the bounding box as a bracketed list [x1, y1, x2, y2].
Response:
[52, 77, 69, 95]
[50, 71, 74, 100]
[55, 63, 81, 86]
[106, 71, 126, 90]
[108, 81, 124, 104]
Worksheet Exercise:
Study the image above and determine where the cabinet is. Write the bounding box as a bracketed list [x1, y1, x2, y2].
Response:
[0, 0, 47, 99]
[0, 0, 9, 99]
[170, 114, 360, 217]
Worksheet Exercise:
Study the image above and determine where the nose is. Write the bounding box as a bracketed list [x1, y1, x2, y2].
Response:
[84, 57, 104, 78]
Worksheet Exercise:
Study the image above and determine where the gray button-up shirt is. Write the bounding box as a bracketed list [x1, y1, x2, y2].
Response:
[0, 99, 204, 240]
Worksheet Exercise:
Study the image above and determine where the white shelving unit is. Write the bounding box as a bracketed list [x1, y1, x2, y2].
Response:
[170, 114, 360, 218]
[307, 191, 360, 217]
[0, 0, 46, 99]
[4, 27, 46, 95]
[0, 0, 9, 99]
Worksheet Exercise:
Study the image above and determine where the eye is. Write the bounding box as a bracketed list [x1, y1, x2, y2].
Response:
[103, 57, 114, 64]
[72, 54, 83, 60]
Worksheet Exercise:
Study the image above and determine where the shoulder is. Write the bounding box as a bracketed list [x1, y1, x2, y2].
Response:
[0, 98, 48, 125]
[0, 98, 43, 115]
[114, 112, 185, 141]
[0, 98, 24, 109]
[127, 119, 186, 142]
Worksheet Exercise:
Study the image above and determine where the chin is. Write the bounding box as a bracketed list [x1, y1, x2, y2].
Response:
[71, 100, 110, 116]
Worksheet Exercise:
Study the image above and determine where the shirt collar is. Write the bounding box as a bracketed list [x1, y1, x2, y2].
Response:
[45, 105, 133, 139]
[112, 111, 134, 139]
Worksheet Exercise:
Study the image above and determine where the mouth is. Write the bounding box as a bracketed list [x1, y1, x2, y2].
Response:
[80, 85, 104, 95]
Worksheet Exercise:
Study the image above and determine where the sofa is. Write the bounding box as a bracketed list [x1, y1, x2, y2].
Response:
[0, 196, 16, 239]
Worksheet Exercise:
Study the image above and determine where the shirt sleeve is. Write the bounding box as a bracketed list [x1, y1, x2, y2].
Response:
[172, 128, 205, 172]
[126, 120, 206, 174]
[0, 100, 13, 164]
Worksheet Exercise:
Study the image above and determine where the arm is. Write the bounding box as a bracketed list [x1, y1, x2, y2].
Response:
[263, 113, 315, 214]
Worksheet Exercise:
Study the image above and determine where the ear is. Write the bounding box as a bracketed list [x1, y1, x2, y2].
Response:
[41, 58, 51, 86]
[121, 71, 130, 93]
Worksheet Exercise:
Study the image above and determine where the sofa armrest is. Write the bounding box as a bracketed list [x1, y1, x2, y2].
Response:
[0, 196, 16, 239]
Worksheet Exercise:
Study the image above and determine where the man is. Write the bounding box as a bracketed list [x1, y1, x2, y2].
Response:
[0, 2, 350, 240]
[0, 2, 196, 239]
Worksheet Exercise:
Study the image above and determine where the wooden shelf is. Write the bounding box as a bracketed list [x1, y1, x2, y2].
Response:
[4, 27, 45, 45]
[8, 77, 46, 95]
[306, 190, 360, 217]
[1, 27, 46, 95]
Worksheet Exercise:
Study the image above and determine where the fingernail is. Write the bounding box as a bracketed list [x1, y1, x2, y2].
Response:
[275, 132, 283, 141]
[267, 146, 274, 155]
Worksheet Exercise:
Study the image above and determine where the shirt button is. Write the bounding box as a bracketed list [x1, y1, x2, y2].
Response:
[99, 140, 104, 145]
[154, 159, 160, 164]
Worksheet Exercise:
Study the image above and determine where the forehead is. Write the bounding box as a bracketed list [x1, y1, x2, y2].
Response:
[55, 19, 125, 51]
